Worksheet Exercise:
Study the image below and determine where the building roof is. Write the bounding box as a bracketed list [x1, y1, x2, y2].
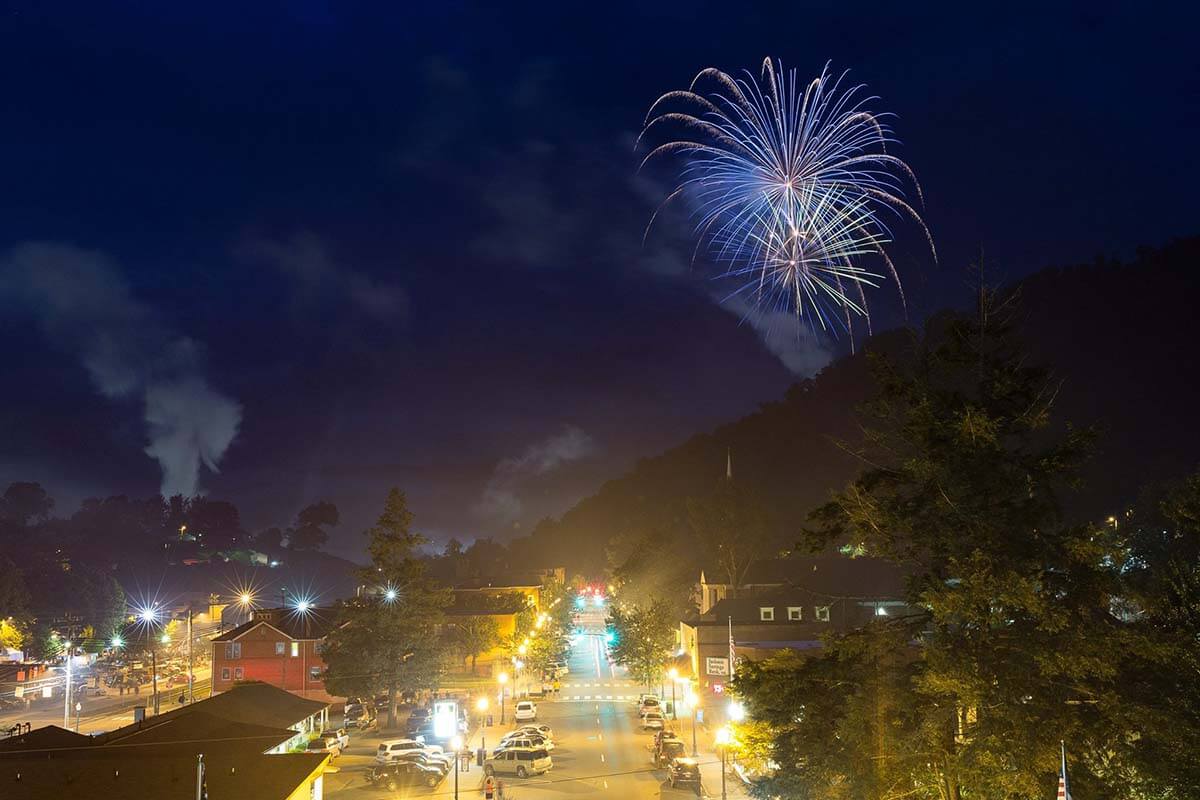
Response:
[98, 682, 327, 738]
[703, 555, 907, 595]
[211, 606, 342, 642]
[93, 710, 296, 751]
[1, 749, 327, 800]
[0, 725, 91, 753]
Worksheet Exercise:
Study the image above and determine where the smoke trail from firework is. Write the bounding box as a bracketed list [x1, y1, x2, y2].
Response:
[640, 58, 933, 337]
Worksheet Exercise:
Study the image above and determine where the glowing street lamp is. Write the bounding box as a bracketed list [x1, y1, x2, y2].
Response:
[384, 588, 397, 602]
[715, 726, 735, 800]
[728, 700, 746, 722]
[139, 606, 158, 623]
[110, 635, 123, 649]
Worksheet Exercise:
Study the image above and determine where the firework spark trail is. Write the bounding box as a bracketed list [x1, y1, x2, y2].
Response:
[640, 58, 934, 339]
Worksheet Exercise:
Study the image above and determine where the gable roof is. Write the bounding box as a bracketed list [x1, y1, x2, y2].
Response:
[97, 682, 326, 740]
[211, 607, 342, 642]
[93, 710, 295, 751]
[0, 725, 91, 753]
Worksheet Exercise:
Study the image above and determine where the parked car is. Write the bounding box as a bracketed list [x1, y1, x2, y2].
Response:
[344, 703, 376, 730]
[656, 738, 688, 766]
[485, 748, 553, 779]
[668, 757, 702, 792]
[514, 700, 536, 721]
[499, 733, 553, 751]
[366, 761, 444, 790]
[639, 696, 662, 716]
[376, 739, 425, 764]
[513, 724, 553, 738]
[392, 751, 452, 775]
[404, 707, 432, 734]
[306, 732, 344, 758]
[376, 739, 454, 769]
[642, 711, 666, 731]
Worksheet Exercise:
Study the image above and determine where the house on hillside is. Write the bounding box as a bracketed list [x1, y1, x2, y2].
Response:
[681, 555, 911, 694]
[211, 609, 344, 703]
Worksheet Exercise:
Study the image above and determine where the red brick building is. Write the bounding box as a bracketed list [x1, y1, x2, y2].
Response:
[211, 607, 343, 702]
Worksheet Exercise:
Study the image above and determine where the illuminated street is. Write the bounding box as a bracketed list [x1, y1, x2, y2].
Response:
[324, 608, 740, 799]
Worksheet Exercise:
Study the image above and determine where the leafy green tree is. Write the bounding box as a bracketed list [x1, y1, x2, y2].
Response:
[322, 489, 449, 728]
[289, 501, 338, 551]
[0, 482, 54, 526]
[752, 296, 1140, 799]
[607, 598, 675, 690]
[686, 478, 774, 592]
[452, 615, 500, 674]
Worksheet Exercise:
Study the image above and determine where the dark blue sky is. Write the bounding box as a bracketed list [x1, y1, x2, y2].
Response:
[2, 2, 1197, 557]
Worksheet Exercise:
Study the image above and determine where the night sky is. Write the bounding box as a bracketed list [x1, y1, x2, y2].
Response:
[2, 2, 1197, 558]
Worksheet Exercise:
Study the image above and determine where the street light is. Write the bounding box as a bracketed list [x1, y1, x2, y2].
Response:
[497, 672, 509, 725]
[715, 726, 734, 800]
[451, 735, 464, 800]
[728, 700, 746, 722]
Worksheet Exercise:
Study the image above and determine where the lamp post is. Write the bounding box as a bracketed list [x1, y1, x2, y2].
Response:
[497, 672, 509, 725]
[685, 690, 699, 756]
[62, 640, 72, 729]
[451, 735, 463, 800]
[715, 726, 733, 800]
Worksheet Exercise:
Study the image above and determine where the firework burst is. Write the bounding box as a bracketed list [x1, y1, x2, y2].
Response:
[640, 58, 933, 337]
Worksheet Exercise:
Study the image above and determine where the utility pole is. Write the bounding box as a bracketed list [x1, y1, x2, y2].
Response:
[62, 641, 72, 729]
[151, 644, 160, 716]
[195, 753, 205, 800]
[187, 609, 194, 703]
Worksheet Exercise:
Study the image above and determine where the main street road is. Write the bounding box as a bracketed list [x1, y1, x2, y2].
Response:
[0, 667, 213, 736]
[327, 606, 735, 799]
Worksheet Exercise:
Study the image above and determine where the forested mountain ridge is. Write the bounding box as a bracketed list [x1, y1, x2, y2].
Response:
[519, 238, 1200, 576]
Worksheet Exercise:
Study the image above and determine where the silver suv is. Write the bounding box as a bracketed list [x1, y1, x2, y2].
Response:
[485, 748, 552, 778]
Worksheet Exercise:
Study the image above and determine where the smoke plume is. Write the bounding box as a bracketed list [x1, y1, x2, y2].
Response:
[476, 425, 596, 521]
[1, 242, 242, 496]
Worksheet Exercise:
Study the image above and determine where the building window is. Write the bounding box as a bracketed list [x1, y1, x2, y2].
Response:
[291, 641, 300, 657]
[275, 642, 285, 655]
[816, 606, 831, 622]
[787, 606, 802, 621]
[759, 607, 774, 621]
[234, 667, 244, 680]
[224, 642, 241, 659]
[221, 668, 230, 681]
[309, 666, 322, 681]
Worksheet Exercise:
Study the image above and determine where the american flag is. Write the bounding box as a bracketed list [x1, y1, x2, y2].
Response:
[1057, 742, 1072, 800]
